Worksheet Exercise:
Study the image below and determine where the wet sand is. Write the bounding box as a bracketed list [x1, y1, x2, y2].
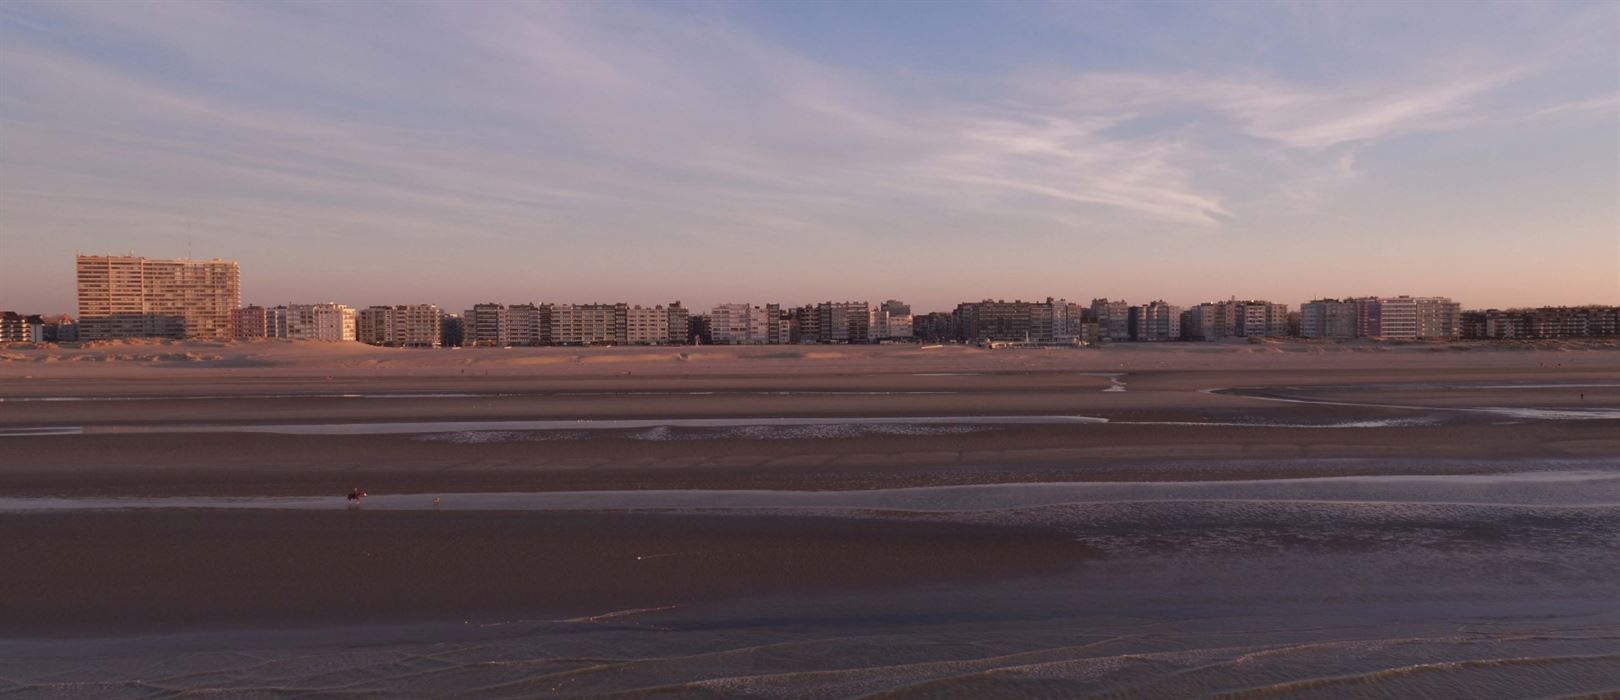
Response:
[0, 509, 1093, 635]
[2, 342, 1617, 497]
[3, 341, 1619, 696]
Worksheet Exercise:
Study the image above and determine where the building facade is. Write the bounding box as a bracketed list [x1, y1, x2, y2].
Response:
[230, 305, 269, 340]
[357, 305, 442, 347]
[1090, 299, 1130, 342]
[813, 301, 871, 343]
[1299, 299, 1359, 340]
[268, 303, 356, 341]
[0, 312, 45, 342]
[462, 303, 510, 346]
[1182, 300, 1288, 340]
[1461, 306, 1619, 339]
[872, 300, 914, 341]
[76, 254, 241, 340]
[1128, 301, 1181, 341]
[912, 312, 956, 343]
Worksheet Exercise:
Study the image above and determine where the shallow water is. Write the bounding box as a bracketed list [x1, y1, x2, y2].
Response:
[4, 476, 1618, 698]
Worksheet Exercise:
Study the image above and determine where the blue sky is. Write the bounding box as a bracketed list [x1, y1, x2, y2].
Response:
[2, 0, 1616, 314]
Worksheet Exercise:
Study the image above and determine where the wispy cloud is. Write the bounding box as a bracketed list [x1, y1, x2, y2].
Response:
[1, 0, 1615, 310]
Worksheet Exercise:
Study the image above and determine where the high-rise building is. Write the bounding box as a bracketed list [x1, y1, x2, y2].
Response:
[1182, 300, 1288, 340]
[688, 314, 713, 345]
[912, 312, 957, 343]
[625, 305, 672, 344]
[1352, 297, 1383, 338]
[1365, 296, 1459, 340]
[1299, 299, 1359, 339]
[1090, 299, 1130, 342]
[955, 299, 1057, 344]
[550, 303, 625, 344]
[1128, 301, 1181, 341]
[357, 305, 442, 347]
[666, 303, 691, 344]
[709, 303, 772, 344]
[76, 254, 240, 340]
[1412, 297, 1462, 340]
[815, 301, 871, 343]
[506, 303, 549, 346]
[462, 303, 510, 346]
[439, 313, 464, 348]
[1052, 300, 1096, 344]
[872, 299, 914, 340]
[791, 305, 820, 343]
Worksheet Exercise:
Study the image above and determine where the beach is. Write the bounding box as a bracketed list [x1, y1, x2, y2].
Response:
[2, 340, 1618, 697]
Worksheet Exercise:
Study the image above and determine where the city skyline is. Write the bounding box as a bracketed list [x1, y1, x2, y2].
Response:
[3, 2, 1618, 314]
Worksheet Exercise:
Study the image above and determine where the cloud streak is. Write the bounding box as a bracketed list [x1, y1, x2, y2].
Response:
[1, 1, 1615, 311]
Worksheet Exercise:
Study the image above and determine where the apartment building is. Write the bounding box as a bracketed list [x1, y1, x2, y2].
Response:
[439, 313, 464, 348]
[1128, 301, 1181, 341]
[462, 303, 510, 346]
[710, 303, 770, 344]
[625, 305, 671, 345]
[941, 298, 1094, 345]
[268, 303, 356, 341]
[357, 304, 442, 347]
[1089, 299, 1130, 342]
[1412, 297, 1462, 340]
[550, 303, 624, 344]
[1461, 306, 1619, 339]
[872, 299, 914, 340]
[0, 312, 45, 342]
[76, 254, 240, 340]
[1053, 301, 1097, 344]
[459, 302, 689, 346]
[1352, 297, 1383, 338]
[665, 303, 691, 344]
[1370, 296, 1460, 340]
[1299, 299, 1359, 340]
[912, 312, 956, 343]
[230, 305, 269, 340]
[507, 303, 549, 346]
[790, 305, 820, 343]
[815, 301, 871, 343]
[1182, 300, 1288, 340]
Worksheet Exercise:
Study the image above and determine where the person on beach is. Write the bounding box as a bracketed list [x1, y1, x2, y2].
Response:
[347, 487, 366, 505]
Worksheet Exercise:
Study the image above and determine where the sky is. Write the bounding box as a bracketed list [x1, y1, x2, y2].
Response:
[1, 0, 1617, 315]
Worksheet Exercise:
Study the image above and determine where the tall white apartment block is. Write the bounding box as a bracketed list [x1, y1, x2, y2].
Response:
[76, 254, 241, 340]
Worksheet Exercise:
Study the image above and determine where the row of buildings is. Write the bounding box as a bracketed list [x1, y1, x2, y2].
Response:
[1297, 296, 1462, 340]
[1460, 306, 1620, 339]
[7, 255, 1615, 346]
